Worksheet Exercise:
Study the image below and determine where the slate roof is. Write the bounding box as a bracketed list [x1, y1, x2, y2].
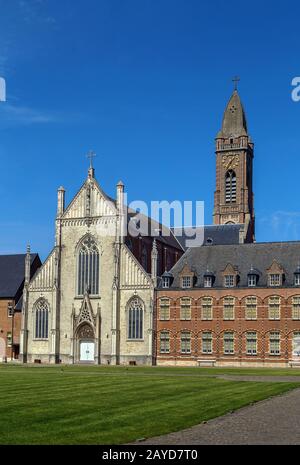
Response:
[172, 224, 244, 250]
[167, 241, 300, 289]
[0, 254, 39, 299]
[217, 90, 248, 138]
[126, 210, 184, 250]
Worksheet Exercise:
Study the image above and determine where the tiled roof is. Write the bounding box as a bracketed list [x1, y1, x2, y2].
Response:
[172, 224, 244, 250]
[167, 241, 300, 289]
[0, 254, 40, 298]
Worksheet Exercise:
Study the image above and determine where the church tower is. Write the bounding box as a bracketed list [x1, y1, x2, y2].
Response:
[213, 87, 255, 242]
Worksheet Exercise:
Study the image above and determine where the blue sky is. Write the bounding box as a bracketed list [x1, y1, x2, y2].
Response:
[1, 0, 300, 260]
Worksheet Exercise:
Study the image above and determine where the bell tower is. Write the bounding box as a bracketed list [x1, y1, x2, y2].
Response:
[213, 85, 255, 242]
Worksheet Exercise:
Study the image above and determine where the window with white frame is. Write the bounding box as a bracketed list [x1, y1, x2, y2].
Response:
[162, 277, 170, 288]
[292, 296, 300, 320]
[202, 331, 212, 354]
[181, 276, 192, 289]
[295, 274, 300, 286]
[268, 296, 281, 320]
[77, 236, 100, 295]
[7, 304, 13, 318]
[201, 297, 213, 320]
[292, 332, 300, 358]
[224, 332, 234, 354]
[128, 297, 144, 340]
[204, 276, 213, 288]
[160, 331, 170, 353]
[269, 331, 280, 355]
[35, 299, 49, 339]
[245, 296, 257, 320]
[7, 332, 12, 347]
[246, 332, 257, 355]
[181, 331, 191, 354]
[223, 296, 235, 320]
[180, 297, 191, 320]
[224, 275, 235, 288]
[159, 298, 170, 321]
[269, 274, 281, 287]
[248, 274, 257, 287]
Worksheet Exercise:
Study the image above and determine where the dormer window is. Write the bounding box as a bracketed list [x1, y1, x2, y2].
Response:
[182, 276, 192, 289]
[294, 267, 300, 286]
[203, 270, 214, 288]
[269, 274, 281, 287]
[224, 275, 235, 288]
[179, 264, 194, 290]
[248, 275, 257, 287]
[162, 277, 170, 288]
[266, 260, 284, 288]
[204, 276, 213, 288]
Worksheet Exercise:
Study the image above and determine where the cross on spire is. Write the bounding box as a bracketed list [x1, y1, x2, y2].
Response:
[232, 76, 240, 91]
[86, 150, 96, 169]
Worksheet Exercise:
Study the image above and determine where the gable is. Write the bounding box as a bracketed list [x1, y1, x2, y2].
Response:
[63, 180, 116, 219]
[120, 245, 152, 289]
[178, 263, 194, 276]
[29, 249, 56, 291]
[222, 263, 238, 275]
[266, 260, 285, 274]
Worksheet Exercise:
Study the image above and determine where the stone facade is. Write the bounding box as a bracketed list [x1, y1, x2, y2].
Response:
[20, 168, 182, 365]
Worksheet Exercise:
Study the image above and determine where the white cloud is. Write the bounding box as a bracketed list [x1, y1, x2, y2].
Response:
[258, 210, 300, 241]
[0, 103, 55, 125]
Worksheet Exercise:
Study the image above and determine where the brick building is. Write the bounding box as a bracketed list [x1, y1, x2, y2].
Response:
[0, 252, 41, 361]
[155, 89, 300, 368]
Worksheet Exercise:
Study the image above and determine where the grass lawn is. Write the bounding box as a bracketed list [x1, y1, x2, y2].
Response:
[0, 364, 299, 445]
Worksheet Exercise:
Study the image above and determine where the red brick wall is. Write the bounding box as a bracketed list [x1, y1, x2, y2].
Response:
[0, 299, 21, 360]
[155, 288, 300, 366]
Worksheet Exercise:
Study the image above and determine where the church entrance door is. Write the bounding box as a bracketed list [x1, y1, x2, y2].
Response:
[76, 323, 95, 363]
[80, 341, 95, 362]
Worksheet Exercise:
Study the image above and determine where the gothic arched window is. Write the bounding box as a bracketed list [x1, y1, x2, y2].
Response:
[128, 297, 144, 340]
[77, 236, 100, 295]
[225, 170, 236, 203]
[35, 300, 49, 339]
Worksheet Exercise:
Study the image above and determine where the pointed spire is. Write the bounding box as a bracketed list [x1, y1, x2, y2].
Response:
[86, 151, 96, 179]
[151, 239, 158, 286]
[217, 90, 248, 138]
[25, 244, 31, 285]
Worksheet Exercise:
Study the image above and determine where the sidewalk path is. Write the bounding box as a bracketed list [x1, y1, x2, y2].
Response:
[140, 386, 300, 445]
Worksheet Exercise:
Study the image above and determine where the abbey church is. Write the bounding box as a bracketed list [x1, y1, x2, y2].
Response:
[17, 88, 300, 367]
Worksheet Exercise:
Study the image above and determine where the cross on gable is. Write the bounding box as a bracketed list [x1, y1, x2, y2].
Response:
[86, 150, 96, 168]
[232, 76, 240, 91]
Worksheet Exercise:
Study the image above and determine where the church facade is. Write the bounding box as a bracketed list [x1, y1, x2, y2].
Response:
[20, 166, 183, 365]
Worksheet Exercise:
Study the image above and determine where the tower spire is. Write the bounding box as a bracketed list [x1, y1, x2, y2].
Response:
[213, 88, 255, 242]
[217, 88, 247, 138]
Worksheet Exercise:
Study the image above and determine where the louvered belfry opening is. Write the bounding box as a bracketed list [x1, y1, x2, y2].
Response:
[225, 170, 236, 203]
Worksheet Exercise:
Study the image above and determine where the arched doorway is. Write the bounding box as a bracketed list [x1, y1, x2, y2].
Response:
[76, 323, 95, 363]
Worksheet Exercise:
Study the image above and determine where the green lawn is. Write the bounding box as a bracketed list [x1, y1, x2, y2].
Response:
[0, 364, 299, 444]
